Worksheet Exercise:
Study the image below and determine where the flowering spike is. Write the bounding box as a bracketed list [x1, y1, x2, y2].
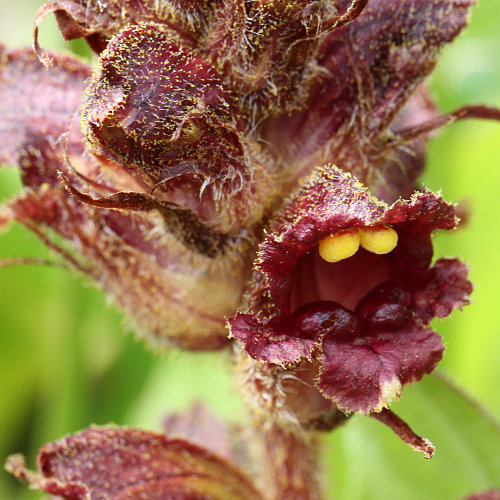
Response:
[2, 0, 498, 480]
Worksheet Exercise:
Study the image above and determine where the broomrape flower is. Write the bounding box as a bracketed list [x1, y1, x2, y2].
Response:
[2, 0, 500, 497]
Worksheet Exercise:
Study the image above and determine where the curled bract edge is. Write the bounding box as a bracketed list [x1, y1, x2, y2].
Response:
[5, 426, 263, 500]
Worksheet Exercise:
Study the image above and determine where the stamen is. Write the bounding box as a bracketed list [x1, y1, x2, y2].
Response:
[359, 225, 398, 255]
[318, 230, 360, 263]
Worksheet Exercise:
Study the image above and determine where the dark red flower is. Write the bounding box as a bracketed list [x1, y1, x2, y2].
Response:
[229, 166, 471, 415]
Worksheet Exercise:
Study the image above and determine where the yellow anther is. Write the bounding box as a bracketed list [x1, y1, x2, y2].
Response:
[359, 225, 398, 255]
[318, 230, 360, 263]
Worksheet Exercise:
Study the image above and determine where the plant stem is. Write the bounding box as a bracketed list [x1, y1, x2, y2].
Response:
[234, 347, 324, 499]
[254, 420, 322, 500]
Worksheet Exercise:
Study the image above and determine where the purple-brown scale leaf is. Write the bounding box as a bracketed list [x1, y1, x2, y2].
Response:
[83, 23, 274, 233]
[260, 0, 474, 194]
[0, 46, 249, 350]
[6, 426, 263, 500]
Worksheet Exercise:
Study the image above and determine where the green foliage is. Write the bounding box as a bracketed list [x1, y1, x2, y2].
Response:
[326, 375, 500, 499]
[423, 0, 500, 418]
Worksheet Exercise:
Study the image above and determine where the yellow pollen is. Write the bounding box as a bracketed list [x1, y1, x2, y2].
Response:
[359, 225, 398, 254]
[318, 230, 360, 263]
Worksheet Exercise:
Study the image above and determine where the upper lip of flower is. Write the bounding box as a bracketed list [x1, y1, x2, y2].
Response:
[256, 165, 456, 317]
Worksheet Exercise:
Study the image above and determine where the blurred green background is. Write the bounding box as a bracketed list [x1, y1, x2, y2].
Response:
[1, 1, 500, 499]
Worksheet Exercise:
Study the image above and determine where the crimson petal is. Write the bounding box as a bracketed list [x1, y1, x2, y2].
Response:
[318, 310, 444, 413]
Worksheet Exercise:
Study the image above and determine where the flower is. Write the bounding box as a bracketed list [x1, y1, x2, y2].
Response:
[229, 166, 472, 417]
[1, 0, 500, 472]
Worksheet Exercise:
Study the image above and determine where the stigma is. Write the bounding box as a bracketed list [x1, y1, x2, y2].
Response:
[359, 225, 398, 254]
[318, 230, 360, 263]
[319, 225, 398, 263]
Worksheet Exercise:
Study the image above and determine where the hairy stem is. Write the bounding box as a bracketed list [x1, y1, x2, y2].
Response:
[234, 347, 324, 499]
[253, 420, 322, 500]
